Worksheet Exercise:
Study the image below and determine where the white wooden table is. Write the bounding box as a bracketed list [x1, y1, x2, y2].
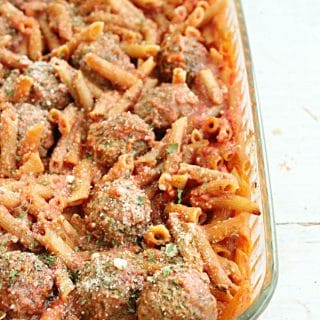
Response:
[241, 1, 320, 319]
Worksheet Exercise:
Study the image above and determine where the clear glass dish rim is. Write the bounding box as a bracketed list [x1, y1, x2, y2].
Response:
[234, 1, 279, 319]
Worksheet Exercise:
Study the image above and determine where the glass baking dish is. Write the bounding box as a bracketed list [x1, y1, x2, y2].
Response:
[214, 0, 279, 319]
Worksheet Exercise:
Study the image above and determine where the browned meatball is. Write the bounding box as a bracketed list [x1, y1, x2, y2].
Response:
[15, 103, 54, 158]
[72, 33, 135, 87]
[26, 61, 70, 109]
[138, 265, 218, 320]
[133, 83, 199, 129]
[73, 250, 146, 320]
[87, 112, 155, 167]
[84, 177, 152, 247]
[158, 33, 209, 83]
[0, 251, 54, 319]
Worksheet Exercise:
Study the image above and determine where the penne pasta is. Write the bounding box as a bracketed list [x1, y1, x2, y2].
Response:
[144, 224, 171, 247]
[0, 105, 18, 177]
[85, 53, 139, 89]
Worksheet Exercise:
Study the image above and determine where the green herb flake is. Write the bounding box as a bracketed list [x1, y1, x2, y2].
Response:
[9, 270, 18, 284]
[148, 250, 156, 263]
[162, 265, 173, 277]
[165, 243, 178, 257]
[177, 189, 183, 204]
[18, 210, 27, 219]
[38, 253, 56, 266]
[137, 196, 145, 206]
[167, 143, 178, 154]
[80, 299, 87, 305]
[172, 46, 180, 53]
[5, 89, 14, 97]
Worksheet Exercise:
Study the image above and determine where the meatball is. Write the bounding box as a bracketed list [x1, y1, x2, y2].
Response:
[73, 250, 146, 320]
[138, 265, 217, 320]
[72, 33, 135, 87]
[87, 112, 154, 167]
[25, 61, 70, 109]
[84, 177, 152, 247]
[0, 251, 54, 318]
[158, 33, 209, 83]
[133, 83, 199, 129]
[15, 103, 54, 158]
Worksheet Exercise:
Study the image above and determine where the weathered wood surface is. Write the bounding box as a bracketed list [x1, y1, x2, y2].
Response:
[241, 1, 320, 319]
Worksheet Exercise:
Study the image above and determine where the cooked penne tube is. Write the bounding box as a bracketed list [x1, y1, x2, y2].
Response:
[66, 159, 92, 206]
[185, 6, 205, 27]
[0, 1, 34, 34]
[190, 194, 261, 215]
[49, 104, 77, 136]
[0, 205, 36, 250]
[108, 0, 145, 30]
[48, 2, 72, 41]
[165, 203, 202, 223]
[39, 15, 60, 51]
[16, 152, 45, 176]
[199, 69, 224, 105]
[102, 154, 134, 182]
[10, 75, 33, 103]
[104, 25, 143, 42]
[200, 0, 225, 27]
[19, 123, 44, 161]
[85, 53, 139, 89]
[190, 178, 240, 197]
[106, 80, 143, 117]
[0, 187, 21, 209]
[0, 48, 31, 69]
[144, 224, 171, 247]
[89, 91, 120, 120]
[167, 212, 203, 268]
[0, 105, 18, 177]
[72, 70, 94, 112]
[35, 226, 83, 270]
[192, 224, 238, 295]
[218, 255, 242, 285]
[131, 0, 163, 10]
[136, 57, 157, 79]
[122, 43, 160, 59]
[49, 114, 84, 173]
[172, 67, 187, 84]
[28, 20, 43, 61]
[50, 21, 104, 59]
[202, 213, 250, 244]
[83, 75, 105, 98]
[77, 0, 104, 15]
[54, 259, 75, 302]
[178, 163, 236, 183]
[50, 57, 77, 98]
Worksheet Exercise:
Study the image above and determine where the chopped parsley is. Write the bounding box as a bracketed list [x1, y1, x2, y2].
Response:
[18, 210, 27, 219]
[38, 253, 56, 266]
[165, 243, 178, 257]
[167, 143, 178, 154]
[9, 269, 18, 284]
[5, 89, 14, 97]
[162, 265, 173, 277]
[148, 250, 156, 263]
[137, 196, 145, 206]
[177, 189, 183, 204]
[172, 46, 180, 52]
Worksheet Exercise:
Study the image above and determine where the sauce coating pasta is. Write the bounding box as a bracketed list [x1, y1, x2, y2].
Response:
[0, 1, 259, 319]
